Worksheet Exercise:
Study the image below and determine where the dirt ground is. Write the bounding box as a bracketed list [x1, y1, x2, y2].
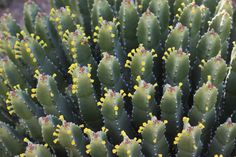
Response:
[0, 0, 50, 25]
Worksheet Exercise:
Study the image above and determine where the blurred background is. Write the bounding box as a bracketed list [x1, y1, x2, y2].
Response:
[0, 0, 50, 24]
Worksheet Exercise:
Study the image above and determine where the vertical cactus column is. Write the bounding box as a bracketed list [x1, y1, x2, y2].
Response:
[165, 22, 189, 51]
[137, 9, 160, 50]
[0, 122, 25, 156]
[175, 117, 204, 157]
[148, 0, 170, 43]
[84, 128, 112, 157]
[173, 0, 191, 20]
[125, 44, 156, 84]
[39, 115, 60, 146]
[6, 86, 44, 139]
[179, 2, 202, 58]
[209, 10, 232, 60]
[163, 48, 190, 109]
[188, 77, 218, 147]
[160, 84, 183, 142]
[139, 116, 169, 157]
[112, 131, 144, 157]
[15, 32, 66, 87]
[91, 0, 113, 31]
[68, 64, 103, 130]
[203, 0, 219, 14]
[21, 138, 53, 157]
[34, 73, 75, 122]
[1, 57, 29, 89]
[34, 12, 69, 74]
[97, 53, 125, 91]
[192, 30, 221, 88]
[198, 55, 227, 118]
[94, 18, 125, 64]
[50, 6, 78, 36]
[189, 77, 218, 126]
[131, 80, 157, 128]
[200, 5, 211, 32]
[207, 118, 236, 157]
[62, 25, 94, 65]
[215, 0, 234, 16]
[23, 1, 40, 34]
[118, 0, 139, 51]
[53, 116, 87, 157]
[225, 43, 236, 118]
[98, 89, 133, 143]
[0, 14, 21, 36]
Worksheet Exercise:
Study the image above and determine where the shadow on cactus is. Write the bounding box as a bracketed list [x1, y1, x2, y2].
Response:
[0, 0, 236, 156]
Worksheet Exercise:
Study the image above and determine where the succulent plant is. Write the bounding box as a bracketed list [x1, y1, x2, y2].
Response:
[0, 0, 236, 156]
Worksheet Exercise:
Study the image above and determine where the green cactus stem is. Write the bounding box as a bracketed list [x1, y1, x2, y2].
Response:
[98, 89, 133, 143]
[139, 116, 169, 157]
[68, 64, 103, 130]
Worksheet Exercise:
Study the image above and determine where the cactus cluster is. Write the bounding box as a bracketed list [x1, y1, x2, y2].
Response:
[0, 0, 236, 156]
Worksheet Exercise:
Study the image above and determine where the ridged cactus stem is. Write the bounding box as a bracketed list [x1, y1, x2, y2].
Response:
[21, 138, 53, 157]
[165, 22, 189, 52]
[84, 127, 112, 156]
[6, 86, 44, 139]
[112, 131, 144, 157]
[160, 84, 183, 144]
[224, 43, 236, 119]
[179, 2, 202, 58]
[49, 6, 78, 36]
[91, 0, 113, 31]
[209, 10, 232, 61]
[198, 55, 227, 122]
[34, 73, 75, 122]
[69, 64, 103, 130]
[136, 9, 161, 50]
[52, 116, 87, 157]
[148, 0, 170, 43]
[118, 0, 139, 51]
[98, 89, 133, 143]
[23, 1, 40, 34]
[1, 57, 30, 89]
[163, 48, 190, 111]
[125, 44, 156, 84]
[62, 25, 94, 65]
[0, 122, 25, 156]
[138, 116, 169, 157]
[192, 30, 221, 90]
[39, 115, 67, 156]
[94, 18, 125, 65]
[0, 14, 21, 36]
[207, 118, 236, 157]
[188, 76, 218, 150]
[174, 117, 204, 157]
[130, 79, 157, 128]
[97, 53, 125, 91]
[0, 0, 236, 156]
[173, 0, 191, 22]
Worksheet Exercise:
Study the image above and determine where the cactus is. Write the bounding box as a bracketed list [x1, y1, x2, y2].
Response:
[84, 127, 112, 156]
[139, 116, 169, 157]
[207, 118, 236, 157]
[0, 0, 236, 156]
[160, 84, 183, 145]
[174, 117, 204, 157]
